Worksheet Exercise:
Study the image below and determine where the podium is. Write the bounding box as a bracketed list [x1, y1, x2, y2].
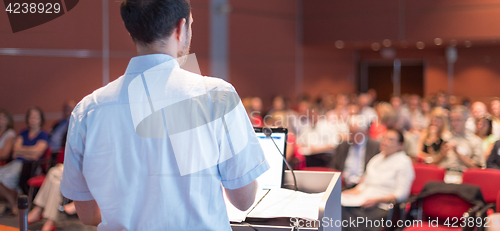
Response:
[231, 170, 342, 231]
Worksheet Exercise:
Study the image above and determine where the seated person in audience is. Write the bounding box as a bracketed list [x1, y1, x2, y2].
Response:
[0, 107, 48, 215]
[419, 125, 444, 162]
[369, 103, 418, 160]
[390, 95, 412, 132]
[476, 115, 498, 162]
[0, 109, 16, 164]
[409, 94, 426, 133]
[357, 93, 377, 124]
[297, 106, 339, 167]
[27, 130, 77, 231]
[48, 101, 75, 164]
[486, 140, 500, 170]
[433, 106, 483, 171]
[267, 95, 286, 115]
[326, 93, 350, 124]
[417, 107, 452, 162]
[466, 101, 492, 135]
[369, 102, 392, 141]
[491, 98, 500, 120]
[341, 129, 415, 231]
[329, 117, 380, 189]
[490, 98, 500, 140]
[420, 99, 432, 129]
[436, 91, 450, 110]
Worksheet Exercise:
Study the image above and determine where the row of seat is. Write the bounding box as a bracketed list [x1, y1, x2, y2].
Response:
[303, 165, 500, 230]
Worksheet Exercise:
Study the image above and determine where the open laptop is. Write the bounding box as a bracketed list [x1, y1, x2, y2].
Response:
[225, 127, 288, 222]
[253, 127, 288, 189]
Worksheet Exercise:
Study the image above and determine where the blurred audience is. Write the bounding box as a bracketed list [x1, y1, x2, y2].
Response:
[487, 140, 500, 170]
[476, 115, 498, 162]
[434, 106, 483, 171]
[268, 111, 305, 170]
[409, 94, 426, 132]
[296, 106, 338, 167]
[417, 107, 452, 162]
[390, 95, 411, 132]
[420, 99, 432, 129]
[49, 101, 75, 165]
[0, 107, 48, 215]
[26, 101, 76, 231]
[242, 97, 263, 127]
[436, 91, 450, 110]
[267, 95, 286, 115]
[326, 93, 350, 123]
[340, 129, 415, 231]
[0, 110, 16, 164]
[466, 101, 488, 134]
[329, 117, 380, 189]
[358, 93, 377, 124]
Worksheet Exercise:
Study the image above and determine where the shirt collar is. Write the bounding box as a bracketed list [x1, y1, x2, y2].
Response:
[124, 54, 179, 74]
[381, 150, 405, 159]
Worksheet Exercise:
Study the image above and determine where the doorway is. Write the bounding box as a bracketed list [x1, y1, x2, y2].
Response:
[359, 60, 425, 102]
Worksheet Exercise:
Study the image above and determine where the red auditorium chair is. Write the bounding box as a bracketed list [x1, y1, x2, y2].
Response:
[463, 168, 500, 230]
[411, 163, 446, 196]
[26, 148, 65, 204]
[404, 182, 485, 231]
[401, 163, 446, 223]
[463, 168, 500, 212]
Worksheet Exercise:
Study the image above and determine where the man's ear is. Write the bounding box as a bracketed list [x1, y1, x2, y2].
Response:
[175, 18, 187, 41]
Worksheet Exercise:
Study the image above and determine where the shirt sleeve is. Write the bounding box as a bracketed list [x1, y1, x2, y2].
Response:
[487, 141, 500, 170]
[60, 109, 94, 201]
[39, 131, 49, 143]
[392, 157, 415, 202]
[214, 84, 270, 190]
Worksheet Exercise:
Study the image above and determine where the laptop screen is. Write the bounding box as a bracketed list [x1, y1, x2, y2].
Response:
[253, 127, 288, 189]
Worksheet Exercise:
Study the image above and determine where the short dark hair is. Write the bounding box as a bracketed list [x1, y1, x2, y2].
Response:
[25, 107, 45, 129]
[120, 0, 191, 45]
[387, 129, 405, 144]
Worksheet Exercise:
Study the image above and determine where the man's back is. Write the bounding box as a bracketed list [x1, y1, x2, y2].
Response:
[60, 54, 269, 230]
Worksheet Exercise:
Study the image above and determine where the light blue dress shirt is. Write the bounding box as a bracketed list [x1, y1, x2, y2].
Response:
[60, 54, 269, 231]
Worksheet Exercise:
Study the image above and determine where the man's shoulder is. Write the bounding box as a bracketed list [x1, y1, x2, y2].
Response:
[169, 68, 235, 94]
[73, 75, 127, 116]
[465, 133, 483, 145]
[395, 151, 413, 165]
[200, 75, 234, 93]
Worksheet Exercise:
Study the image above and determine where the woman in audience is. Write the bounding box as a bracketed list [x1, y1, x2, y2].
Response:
[0, 107, 49, 216]
[267, 95, 285, 115]
[417, 107, 452, 162]
[0, 109, 16, 164]
[487, 140, 500, 169]
[476, 115, 498, 162]
[420, 99, 432, 130]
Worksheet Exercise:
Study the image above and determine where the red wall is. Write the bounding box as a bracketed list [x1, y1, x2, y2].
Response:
[2, 0, 500, 132]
